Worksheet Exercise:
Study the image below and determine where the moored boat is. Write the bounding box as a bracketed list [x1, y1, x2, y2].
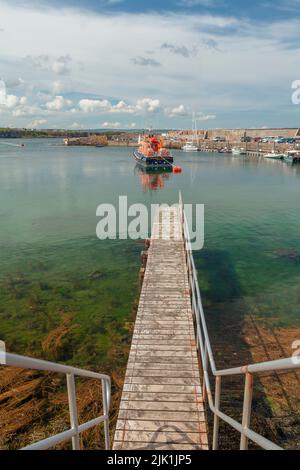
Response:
[133, 135, 174, 168]
[232, 147, 247, 156]
[182, 113, 199, 152]
[218, 147, 231, 154]
[284, 150, 300, 163]
[264, 151, 285, 160]
[182, 141, 199, 152]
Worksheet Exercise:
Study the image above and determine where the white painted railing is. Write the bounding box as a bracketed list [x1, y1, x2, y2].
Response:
[178, 192, 300, 450]
[2, 353, 111, 450]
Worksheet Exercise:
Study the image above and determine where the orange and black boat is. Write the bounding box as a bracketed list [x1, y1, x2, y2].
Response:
[133, 134, 174, 168]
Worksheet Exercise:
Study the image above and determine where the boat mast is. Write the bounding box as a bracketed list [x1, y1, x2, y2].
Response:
[192, 112, 198, 145]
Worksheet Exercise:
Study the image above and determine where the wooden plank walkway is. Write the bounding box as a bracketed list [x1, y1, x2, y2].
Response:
[113, 206, 208, 450]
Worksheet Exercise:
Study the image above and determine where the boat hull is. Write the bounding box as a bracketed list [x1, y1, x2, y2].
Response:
[264, 154, 285, 160]
[284, 156, 300, 163]
[135, 164, 172, 175]
[182, 146, 198, 152]
[133, 150, 173, 168]
[232, 149, 246, 156]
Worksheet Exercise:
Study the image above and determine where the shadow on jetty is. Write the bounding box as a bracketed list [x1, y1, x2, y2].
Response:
[194, 248, 292, 449]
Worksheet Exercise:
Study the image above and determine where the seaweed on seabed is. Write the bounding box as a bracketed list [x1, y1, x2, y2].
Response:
[0, 366, 56, 450]
[6, 272, 29, 299]
[42, 314, 80, 362]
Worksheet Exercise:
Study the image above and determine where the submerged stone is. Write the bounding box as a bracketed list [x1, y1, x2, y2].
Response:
[88, 270, 106, 281]
[274, 249, 300, 263]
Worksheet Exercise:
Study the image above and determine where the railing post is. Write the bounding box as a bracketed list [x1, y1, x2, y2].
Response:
[202, 346, 208, 402]
[67, 373, 80, 450]
[102, 379, 110, 450]
[240, 372, 253, 450]
[212, 376, 221, 450]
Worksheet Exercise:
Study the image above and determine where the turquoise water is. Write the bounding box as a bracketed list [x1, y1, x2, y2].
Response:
[0, 139, 300, 369]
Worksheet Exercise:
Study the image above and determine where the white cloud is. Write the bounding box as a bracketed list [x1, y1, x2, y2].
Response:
[167, 104, 189, 117]
[46, 95, 73, 111]
[79, 99, 112, 113]
[71, 122, 85, 129]
[26, 54, 72, 75]
[111, 100, 135, 114]
[12, 103, 43, 117]
[136, 98, 161, 113]
[52, 55, 72, 75]
[26, 119, 48, 129]
[13, 108, 27, 117]
[5, 77, 25, 89]
[79, 97, 160, 115]
[52, 80, 64, 94]
[196, 112, 216, 121]
[101, 121, 137, 129]
[19, 96, 28, 106]
[0, 79, 20, 109]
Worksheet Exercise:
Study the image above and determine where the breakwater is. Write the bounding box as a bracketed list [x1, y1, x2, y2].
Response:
[168, 127, 300, 141]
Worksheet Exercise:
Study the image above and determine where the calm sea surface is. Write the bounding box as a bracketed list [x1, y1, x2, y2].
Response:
[0, 139, 299, 368]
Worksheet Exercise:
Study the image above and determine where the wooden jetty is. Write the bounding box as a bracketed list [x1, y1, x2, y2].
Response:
[3, 200, 299, 451]
[113, 206, 208, 450]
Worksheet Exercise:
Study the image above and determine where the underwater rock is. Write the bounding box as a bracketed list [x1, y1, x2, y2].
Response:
[274, 249, 300, 263]
[88, 270, 106, 281]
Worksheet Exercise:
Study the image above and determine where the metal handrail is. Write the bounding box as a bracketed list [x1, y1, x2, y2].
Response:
[178, 192, 300, 450]
[2, 352, 111, 450]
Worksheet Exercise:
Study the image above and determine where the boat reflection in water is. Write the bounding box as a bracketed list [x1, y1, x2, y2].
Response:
[134, 164, 173, 192]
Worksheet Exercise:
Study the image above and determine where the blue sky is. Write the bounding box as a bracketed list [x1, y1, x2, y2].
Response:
[0, 0, 300, 129]
[8, 0, 300, 21]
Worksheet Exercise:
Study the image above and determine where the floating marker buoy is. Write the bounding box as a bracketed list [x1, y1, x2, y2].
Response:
[173, 166, 182, 174]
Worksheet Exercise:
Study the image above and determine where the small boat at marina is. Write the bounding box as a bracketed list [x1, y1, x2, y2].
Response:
[284, 150, 300, 163]
[182, 141, 199, 152]
[134, 135, 174, 168]
[232, 147, 247, 156]
[264, 151, 285, 160]
[182, 113, 199, 152]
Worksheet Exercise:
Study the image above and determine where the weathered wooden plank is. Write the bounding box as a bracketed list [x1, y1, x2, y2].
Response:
[117, 409, 206, 422]
[121, 392, 202, 403]
[124, 377, 201, 386]
[113, 442, 207, 451]
[114, 431, 202, 445]
[123, 384, 203, 394]
[126, 362, 199, 371]
[130, 345, 196, 351]
[129, 351, 197, 358]
[127, 357, 199, 365]
[125, 370, 199, 379]
[116, 420, 208, 434]
[131, 340, 194, 346]
[132, 335, 192, 340]
[120, 401, 204, 413]
[113, 206, 208, 450]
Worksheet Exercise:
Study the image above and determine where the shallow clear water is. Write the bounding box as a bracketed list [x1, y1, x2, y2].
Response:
[0, 139, 299, 368]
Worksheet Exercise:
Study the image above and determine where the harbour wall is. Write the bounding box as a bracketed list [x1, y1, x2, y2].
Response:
[168, 128, 300, 140]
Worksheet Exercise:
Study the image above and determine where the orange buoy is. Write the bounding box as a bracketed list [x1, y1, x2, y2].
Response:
[173, 166, 182, 174]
